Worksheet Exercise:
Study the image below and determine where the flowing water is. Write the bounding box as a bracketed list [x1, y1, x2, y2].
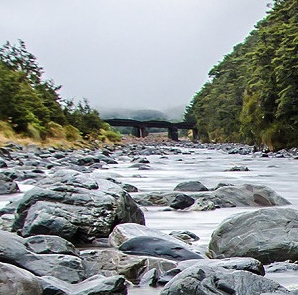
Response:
[2, 145, 298, 293]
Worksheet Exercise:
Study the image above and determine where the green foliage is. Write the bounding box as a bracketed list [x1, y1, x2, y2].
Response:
[0, 40, 118, 143]
[185, 0, 298, 150]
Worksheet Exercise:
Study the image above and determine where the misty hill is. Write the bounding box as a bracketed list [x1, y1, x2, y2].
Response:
[100, 105, 185, 122]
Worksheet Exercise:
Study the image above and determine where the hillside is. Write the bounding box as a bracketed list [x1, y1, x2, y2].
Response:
[0, 40, 121, 145]
[184, 0, 298, 151]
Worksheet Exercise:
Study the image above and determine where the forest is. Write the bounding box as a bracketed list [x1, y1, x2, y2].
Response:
[184, 0, 298, 151]
[0, 40, 121, 144]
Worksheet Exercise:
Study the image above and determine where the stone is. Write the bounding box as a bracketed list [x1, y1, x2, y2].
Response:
[108, 223, 196, 249]
[0, 159, 7, 168]
[119, 236, 204, 261]
[226, 165, 250, 171]
[24, 235, 78, 255]
[169, 193, 195, 210]
[0, 230, 86, 283]
[174, 180, 209, 192]
[13, 178, 145, 243]
[169, 230, 200, 244]
[38, 169, 99, 190]
[80, 248, 177, 284]
[159, 265, 291, 295]
[157, 257, 265, 285]
[0, 262, 43, 295]
[0, 173, 19, 194]
[208, 208, 298, 264]
[209, 183, 291, 207]
[39, 274, 127, 295]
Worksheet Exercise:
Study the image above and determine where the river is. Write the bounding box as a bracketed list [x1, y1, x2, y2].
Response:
[2, 144, 298, 293]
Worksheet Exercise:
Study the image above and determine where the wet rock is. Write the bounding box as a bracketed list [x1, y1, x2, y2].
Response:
[169, 230, 200, 244]
[169, 193, 195, 209]
[226, 165, 249, 171]
[188, 197, 215, 211]
[208, 208, 298, 264]
[0, 213, 15, 231]
[119, 236, 203, 261]
[0, 262, 43, 295]
[24, 235, 78, 255]
[266, 261, 298, 273]
[38, 274, 127, 295]
[209, 183, 290, 207]
[80, 248, 176, 284]
[158, 257, 265, 285]
[159, 265, 290, 295]
[0, 230, 86, 283]
[38, 169, 99, 190]
[0, 159, 7, 168]
[139, 268, 158, 286]
[174, 180, 208, 192]
[109, 223, 194, 248]
[0, 173, 19, 194]
[13, 178, 145, 243]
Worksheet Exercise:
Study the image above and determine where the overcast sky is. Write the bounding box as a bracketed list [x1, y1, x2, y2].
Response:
[0, 0, 273, 113]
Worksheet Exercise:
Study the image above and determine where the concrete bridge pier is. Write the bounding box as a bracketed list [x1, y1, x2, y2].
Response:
[192, 128, 198, 141]
[132, 126, 148, 138]
[168, 127, 179, 141]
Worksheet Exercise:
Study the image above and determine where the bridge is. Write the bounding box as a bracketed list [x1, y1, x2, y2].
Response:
[104, 119, 198, 141]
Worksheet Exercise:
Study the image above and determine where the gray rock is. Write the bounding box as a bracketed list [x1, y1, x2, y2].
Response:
[80, 248, 177, 284]
[39, 274, 126, 295]
[38, 169, 99, 190]
[169, 230, 200, 244]
[0, 230, 86, 283]
[119, 236, 203, 261]
[0, 173, 19, 194]
[160, 265, 291, 295]
[226, 165, 249, 171]
[209, 183, 290, 207]
[24, 235, 78, 255]
[0, 262, 43, 295]
[174, 181, 209, 192]
[169, 193, 195, 209]
[0, 159, 7, 168]
[158, 257, 264, 285]
[208, 208, 298, 264]
[108, 223, 195, 249]
[13, 179, 144, 243]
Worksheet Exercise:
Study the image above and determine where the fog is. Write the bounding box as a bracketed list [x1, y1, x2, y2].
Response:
[0, 0, 273, 113]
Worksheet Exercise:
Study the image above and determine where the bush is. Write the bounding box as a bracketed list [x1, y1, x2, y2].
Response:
[0, 120, 15, 138]
[45, 121, 66, 139]
[64, 125, 81, 141]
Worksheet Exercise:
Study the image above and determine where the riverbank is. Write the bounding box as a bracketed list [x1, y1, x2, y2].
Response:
[1, 140, 298, 294]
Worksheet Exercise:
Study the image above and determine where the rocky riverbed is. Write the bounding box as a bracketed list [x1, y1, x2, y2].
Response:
[1, 140, 298, 294]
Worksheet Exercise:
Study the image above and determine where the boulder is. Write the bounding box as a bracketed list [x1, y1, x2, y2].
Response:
[208, 208, 298, 264]
[169, 193, 195, 209]
[119, 236, 203, 261]
[39, 274, 126, 295]
[0, 173, 19, 194]
[0, 230, 86, 283]
[169, 230, 200, 244]
[174, 181, 208, 192]
[158, 257, 265, 286]
[24, 235, 78, 255]
[0, 159, 7, 168]
[209, 183, 291, 207]
[80, 248, 176, 284]
[38, 169, 99, 190]
[159, 265, 291, 295]
[13, 175, 145, 243]
[0, 262, 43, 295]
[108, 223, 197, 249]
